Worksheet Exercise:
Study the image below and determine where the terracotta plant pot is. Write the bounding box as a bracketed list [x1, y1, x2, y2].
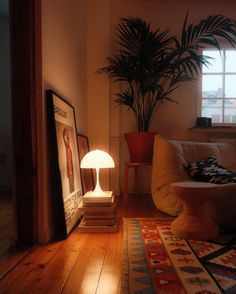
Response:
[124, 132, 155, 163]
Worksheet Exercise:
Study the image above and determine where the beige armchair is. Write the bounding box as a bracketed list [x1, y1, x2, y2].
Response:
[151, 135, 236, 230]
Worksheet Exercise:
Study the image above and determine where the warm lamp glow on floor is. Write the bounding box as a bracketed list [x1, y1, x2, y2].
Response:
[80, 149, 115, 197]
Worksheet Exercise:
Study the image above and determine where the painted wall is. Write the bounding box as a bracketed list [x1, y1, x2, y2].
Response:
[0, 15, 12, 191]
[40, 0, 87, 242]
[85, 0, 113, 194]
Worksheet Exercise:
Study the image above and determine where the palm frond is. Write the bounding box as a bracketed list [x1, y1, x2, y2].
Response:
[182, 14, 236, 50]
[96, 55, 133, 82]
[117, 17, 172, 58]
[115, 91, 135, 110]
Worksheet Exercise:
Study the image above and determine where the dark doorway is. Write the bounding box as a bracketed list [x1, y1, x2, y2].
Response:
[9, 0, 41, 246]
[0, 0, 14, 257]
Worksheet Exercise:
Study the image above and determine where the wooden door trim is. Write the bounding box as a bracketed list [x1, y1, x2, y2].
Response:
[10, 0, 41, 245]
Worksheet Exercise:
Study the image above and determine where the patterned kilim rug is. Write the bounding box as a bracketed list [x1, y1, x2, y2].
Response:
[123, 218, 236, 294]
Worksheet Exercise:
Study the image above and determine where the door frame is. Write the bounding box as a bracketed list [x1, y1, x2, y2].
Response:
[10, 0, 41, 245]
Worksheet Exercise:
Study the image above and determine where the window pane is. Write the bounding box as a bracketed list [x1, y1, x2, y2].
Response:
[202, 75, 222, 98]
[201, 49, 236, 124]
[225, 75, 236, 97]
[224, 99, 236, 123]
[202, 99, 223, 123]
[225, 98, 236, 106]
[202, 99, 222, 107]
[225, 50, 236, 73]
[202, 50, 223, 73]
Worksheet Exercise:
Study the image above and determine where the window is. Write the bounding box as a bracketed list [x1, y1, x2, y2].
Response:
[201, 49, 236, 124]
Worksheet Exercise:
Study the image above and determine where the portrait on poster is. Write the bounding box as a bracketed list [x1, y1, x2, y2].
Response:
[47, 90, 83, 236]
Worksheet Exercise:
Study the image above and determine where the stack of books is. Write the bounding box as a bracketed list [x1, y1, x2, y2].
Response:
[78, 191, 117, 232]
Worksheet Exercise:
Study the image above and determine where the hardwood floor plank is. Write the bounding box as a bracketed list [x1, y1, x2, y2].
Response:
[96, 199, 124, 294]
[24, 229, 90, 293]
[62, 233, 110, 294]
[124, 193, 168, 218]
[0, 249, 30, 280]
[0, 241, 61, 292]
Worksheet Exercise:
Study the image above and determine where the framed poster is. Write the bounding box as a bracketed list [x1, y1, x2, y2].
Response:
[47, 90, 83, 236]
[77, 134, 94, 194]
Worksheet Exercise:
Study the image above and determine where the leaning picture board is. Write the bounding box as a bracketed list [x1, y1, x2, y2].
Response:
[47, 89, 83, 237]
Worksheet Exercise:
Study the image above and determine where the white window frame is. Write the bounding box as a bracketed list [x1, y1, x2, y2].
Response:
[198, 48, 236, 126]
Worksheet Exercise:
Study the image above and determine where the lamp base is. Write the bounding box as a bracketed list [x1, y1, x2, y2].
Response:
[83, 191, 113, 203]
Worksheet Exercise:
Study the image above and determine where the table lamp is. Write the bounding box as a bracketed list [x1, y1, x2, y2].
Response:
[80, 149, 115, 197]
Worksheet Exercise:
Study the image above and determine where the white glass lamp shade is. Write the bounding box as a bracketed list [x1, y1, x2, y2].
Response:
[80, 150, 115, 196]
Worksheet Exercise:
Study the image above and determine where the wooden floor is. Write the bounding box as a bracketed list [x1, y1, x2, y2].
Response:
[0, 194, 168, 294]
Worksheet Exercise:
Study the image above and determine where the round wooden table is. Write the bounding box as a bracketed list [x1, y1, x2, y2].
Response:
[170, 181, 219, 240]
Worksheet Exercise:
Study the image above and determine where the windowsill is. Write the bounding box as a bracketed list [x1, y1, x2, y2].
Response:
[189, 126, 236, 133]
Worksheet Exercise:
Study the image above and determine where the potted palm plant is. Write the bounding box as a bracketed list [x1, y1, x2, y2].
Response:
[97, 15, 236, 162]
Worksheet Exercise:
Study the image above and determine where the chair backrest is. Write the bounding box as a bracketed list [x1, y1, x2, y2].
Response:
[152, 135, 236, 192]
